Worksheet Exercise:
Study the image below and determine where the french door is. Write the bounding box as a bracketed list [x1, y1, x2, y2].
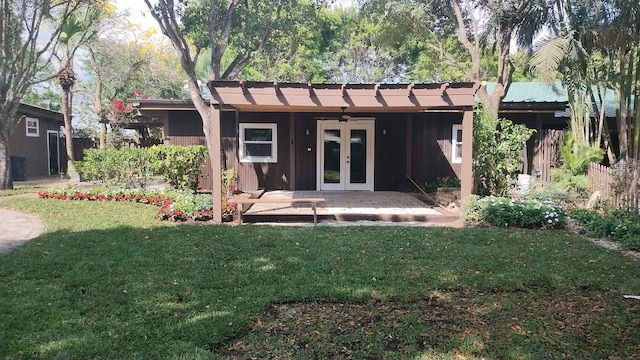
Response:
[317, 119, 374, 191]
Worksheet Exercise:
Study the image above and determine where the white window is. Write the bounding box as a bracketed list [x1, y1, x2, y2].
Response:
[451, 124, 463, 163]
[239, 123, 277, 163]
[25, 117, 39, 137]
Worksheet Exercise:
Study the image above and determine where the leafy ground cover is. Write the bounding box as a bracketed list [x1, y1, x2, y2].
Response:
[1, 199, 639, 359]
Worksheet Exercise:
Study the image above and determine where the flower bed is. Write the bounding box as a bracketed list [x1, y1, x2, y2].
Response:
[462, 195, 567, 229]
[38, 187, 236, 222]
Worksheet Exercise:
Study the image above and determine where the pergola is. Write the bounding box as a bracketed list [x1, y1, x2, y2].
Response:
[204, 81, 479, 223]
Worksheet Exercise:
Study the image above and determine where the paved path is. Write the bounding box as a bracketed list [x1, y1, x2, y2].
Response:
[0, 195, 45, 254]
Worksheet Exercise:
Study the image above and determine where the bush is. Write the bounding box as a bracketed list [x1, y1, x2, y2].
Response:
[77, 148, 155, 188]
[473, 109, 536, 196]
[150, 145, 208, 191]
[461, 194, 483, 223]
[570, 208, 640, 250]
[526, 183, 583, 209]
[476, 196, 567, 229]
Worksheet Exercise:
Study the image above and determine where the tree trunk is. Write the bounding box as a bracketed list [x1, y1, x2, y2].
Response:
[99, 123, 107, 149]
[616, 46, 629, 160]
[61, 87, 75, 173]
[476, 85, 502, 117]
[0, 120, 12, 190]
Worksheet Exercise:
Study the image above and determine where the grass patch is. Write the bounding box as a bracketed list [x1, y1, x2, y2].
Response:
[1, 198, 639, 359]
[0, 184, 51, 197]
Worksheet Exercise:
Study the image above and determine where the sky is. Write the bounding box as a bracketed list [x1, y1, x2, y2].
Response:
[113, 0, 355, 32]
[113, 1, 159, 32]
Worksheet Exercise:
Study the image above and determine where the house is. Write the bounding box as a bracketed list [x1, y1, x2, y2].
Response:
[9, 103, 64, 180]
[133, 81, 478, 222]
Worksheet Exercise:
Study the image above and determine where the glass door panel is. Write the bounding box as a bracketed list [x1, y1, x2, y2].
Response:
[348, 129, 367, 184]
[318, 120, 374, 191]
[323, 129, 341, 184]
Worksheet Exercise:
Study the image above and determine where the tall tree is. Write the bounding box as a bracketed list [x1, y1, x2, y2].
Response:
[55, 8, 102, 174]
[145, 0, 314, 221]
[363, 0, 547, 115]
[80, 13, 185, 149]
[0, 0, 97, 190]
[529, 0, 640, 198]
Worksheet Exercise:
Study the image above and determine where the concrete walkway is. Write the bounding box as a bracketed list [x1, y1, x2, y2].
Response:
[0, 195, 45, 255]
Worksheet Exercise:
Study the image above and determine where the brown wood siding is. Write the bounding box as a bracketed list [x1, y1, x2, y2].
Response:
[294, 114, 317, 190]
[410, 113, 462, 186]
[221, 112, 291, 191]
[9, 116, 62, 178]
[374, 113, 407, 190]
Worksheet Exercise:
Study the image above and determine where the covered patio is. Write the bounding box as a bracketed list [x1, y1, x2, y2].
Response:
[238, 190, 459, 224]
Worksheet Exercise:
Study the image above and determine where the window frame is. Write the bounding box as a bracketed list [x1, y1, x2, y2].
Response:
[451, 124, 463, 164]
[25, 117, 40, 137]
[239, 123, 278, 163]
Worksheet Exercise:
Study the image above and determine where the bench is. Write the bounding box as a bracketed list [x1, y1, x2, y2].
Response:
[229, 198, 326, 225]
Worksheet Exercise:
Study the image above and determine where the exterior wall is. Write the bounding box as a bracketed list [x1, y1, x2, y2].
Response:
[167, 109, 465, 192]
[410, 113, 462, 185]
[9, 114, 63, 178]
[223, 112, 292, 192]
[374, 113, 408, 191]
[294, 114, 317, 190]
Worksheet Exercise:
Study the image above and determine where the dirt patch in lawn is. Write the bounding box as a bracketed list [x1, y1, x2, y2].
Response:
[213, 291, 639, 359]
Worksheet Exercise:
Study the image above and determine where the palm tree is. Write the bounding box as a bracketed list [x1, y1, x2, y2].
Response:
[528, 0, 640, 202]
[56, 10, 101, 175]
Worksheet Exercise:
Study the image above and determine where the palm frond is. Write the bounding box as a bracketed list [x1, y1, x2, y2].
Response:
[529, 34, 571, 82]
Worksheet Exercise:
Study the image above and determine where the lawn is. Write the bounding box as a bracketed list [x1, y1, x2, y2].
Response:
[0, 183, 51, 197]
[1, 198, 639, 359]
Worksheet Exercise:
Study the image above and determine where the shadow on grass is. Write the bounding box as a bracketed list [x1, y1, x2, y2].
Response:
[1, 224, 639, 359]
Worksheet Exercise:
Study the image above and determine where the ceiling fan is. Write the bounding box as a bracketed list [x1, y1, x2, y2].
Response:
[340, 107, 350, 122]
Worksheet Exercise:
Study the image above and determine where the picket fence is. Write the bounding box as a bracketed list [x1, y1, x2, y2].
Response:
[587, 161, 640, 209]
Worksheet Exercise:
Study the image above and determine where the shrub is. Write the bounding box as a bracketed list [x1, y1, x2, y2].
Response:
[222, 168, 239, 198]
[461, 194, 483, 223]
[477, 196, 567, 229]
[570, 208, 640, 250]
[526, 183, 582, 209]
[77, 148, 155, 188]
[473, 109, 536, 196]
[551, 133, 603, 196]
[150, 145, 208, 191]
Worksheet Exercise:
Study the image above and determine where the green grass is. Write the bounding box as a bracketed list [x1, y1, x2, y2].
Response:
[0, 184, 50, 197]
[1, 198, 639, 359]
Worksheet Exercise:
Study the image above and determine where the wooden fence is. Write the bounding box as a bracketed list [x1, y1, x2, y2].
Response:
[588, 160, 640, 209]
[534, 129, 564, 184]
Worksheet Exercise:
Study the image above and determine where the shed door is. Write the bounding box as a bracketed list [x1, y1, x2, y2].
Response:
[317, 120, 374, 191]
[47, 131, 60, 175]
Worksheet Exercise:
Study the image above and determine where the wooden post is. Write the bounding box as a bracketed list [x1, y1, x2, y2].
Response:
[289, 112, 296, 190]
[460, 109, 474, 200]
[211, 106, 223, 224]
[406, 113, 413, 177]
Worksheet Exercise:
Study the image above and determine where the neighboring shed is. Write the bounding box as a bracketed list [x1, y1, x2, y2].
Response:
[9, 104, 64, 180]
[492, 82, 569, 184]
